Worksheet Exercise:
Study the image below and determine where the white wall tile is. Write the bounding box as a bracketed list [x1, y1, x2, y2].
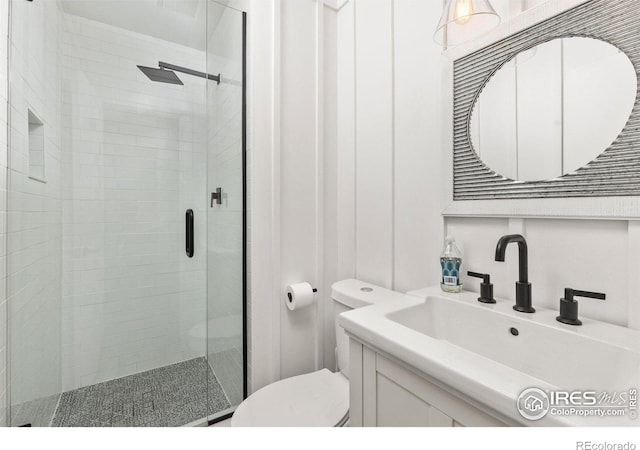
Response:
[7, 0, 63, 426]
[3, 2, 250, 423]
[10, 9, 209, 404]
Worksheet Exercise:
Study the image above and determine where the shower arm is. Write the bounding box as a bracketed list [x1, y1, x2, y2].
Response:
[158, 62, 221, 85]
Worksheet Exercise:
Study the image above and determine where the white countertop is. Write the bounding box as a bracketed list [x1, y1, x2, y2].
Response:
[338, 285, 640, 427]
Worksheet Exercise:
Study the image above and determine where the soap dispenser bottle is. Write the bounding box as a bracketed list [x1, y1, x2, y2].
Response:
[440, 235, 463, 293]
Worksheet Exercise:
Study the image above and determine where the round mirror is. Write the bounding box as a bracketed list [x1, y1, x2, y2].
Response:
[469, 37, 637, 182]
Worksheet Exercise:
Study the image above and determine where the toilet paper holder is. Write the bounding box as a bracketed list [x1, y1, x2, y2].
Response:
[285, 282, 318, 311]
[287, 287, 317, 303]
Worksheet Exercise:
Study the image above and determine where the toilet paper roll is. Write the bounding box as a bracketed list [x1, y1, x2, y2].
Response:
[285, 282, 315, 311]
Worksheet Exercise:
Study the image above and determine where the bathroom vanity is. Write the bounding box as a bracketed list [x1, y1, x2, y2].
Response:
[340, 287, 640, 427]
[347, 338, 512, 427]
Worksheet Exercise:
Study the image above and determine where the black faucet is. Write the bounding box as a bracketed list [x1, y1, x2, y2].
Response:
[495, 234, 535, 313]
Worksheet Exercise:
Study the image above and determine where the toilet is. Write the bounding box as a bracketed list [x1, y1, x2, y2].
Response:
[231, 278, 404, 427]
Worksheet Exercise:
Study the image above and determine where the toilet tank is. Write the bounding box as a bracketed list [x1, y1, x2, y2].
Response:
[331, 279, 406, 379]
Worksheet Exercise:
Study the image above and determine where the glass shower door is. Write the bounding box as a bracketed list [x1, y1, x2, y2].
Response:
[7, 0, 246, 427]
[206, 1, 246, 420]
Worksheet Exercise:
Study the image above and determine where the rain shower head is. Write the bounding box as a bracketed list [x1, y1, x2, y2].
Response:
[137, 62, 221, 85]
[137, 65, 184, 85]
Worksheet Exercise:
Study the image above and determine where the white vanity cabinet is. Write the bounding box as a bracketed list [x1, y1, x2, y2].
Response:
[340, 286, 640, 427]
[348, 337, 515, 427]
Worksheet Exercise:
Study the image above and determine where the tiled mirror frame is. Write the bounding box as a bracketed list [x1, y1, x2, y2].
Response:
[452, 0, 640, 202]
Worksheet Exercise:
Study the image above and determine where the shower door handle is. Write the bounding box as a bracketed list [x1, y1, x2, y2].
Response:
[186, 209, 194, 258]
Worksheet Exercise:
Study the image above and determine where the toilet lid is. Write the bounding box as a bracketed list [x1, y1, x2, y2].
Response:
[231, 369, 349, 427]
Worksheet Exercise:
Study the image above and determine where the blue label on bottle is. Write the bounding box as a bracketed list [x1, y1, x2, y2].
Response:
[441, 257, 461, 286]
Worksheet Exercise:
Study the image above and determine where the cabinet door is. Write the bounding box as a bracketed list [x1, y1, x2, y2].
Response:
[377, 373, 453, 427]
[375, 354, 508, 427]
[348, 338, 510, 427]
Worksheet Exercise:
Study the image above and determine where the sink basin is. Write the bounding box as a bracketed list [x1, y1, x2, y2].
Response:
[338, 285, 640, 426]
[386, 295, 640, 391]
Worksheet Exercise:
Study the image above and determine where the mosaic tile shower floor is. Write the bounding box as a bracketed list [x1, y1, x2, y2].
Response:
[51, 358, 231, 427]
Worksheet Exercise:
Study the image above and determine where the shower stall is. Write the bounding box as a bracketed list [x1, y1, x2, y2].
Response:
[7, 0, 246, 427]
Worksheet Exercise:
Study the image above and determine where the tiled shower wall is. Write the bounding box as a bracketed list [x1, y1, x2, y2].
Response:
[0, 0, 8, 428]
[7, 0, 64, 426]
[60, 14, 208, 391]
[2, 1, 248, 424]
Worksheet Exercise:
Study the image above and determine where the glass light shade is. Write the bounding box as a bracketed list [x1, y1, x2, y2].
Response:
[434, 0, 501, 47]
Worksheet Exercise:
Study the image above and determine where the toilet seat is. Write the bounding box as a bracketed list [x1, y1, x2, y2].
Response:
[231, 369, 349, 427]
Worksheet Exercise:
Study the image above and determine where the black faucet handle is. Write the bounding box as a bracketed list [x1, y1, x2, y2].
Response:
[468, 271, 490, 284]
[557, 288, 606, 326]
[564, 288, 606, 302]
[467, 271, 495, 304]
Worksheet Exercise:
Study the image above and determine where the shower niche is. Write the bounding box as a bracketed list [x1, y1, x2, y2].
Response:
[27, 109, 46, 182]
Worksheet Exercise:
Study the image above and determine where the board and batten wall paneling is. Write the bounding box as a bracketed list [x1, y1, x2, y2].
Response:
[446, 217, 637, 328]
[441, 0, 640, 329]
[337, 0, 445, 294]
[628, 221, 640, 329]
[393, 0, 445, 292]
[336, 0, 356, 282]
[524, 219, 628, 325]
[354, 0, 394, 289]
[279, 0, 322, 379]
[223, 0, 337, 390]
[450, 217, 634, 328]
[248, 0, 282, 392]
[322, 4, 340, 371]
[336, 0, 640, 329]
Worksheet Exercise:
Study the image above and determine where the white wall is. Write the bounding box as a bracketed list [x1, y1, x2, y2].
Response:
[449, 217, 634, 327]
[334, 0, 640, 338]
[279, 0, 321, 379]
[444, 1, 639, 329]
[6, 0, 635, 416]
[336, 0, 445, 292]
[245, 0, 611, 391]
[0, 0, 8, 429]
[246, 0, 280, 394]
[319, 0, 447, 373]
[322, 3, 339, 372]
[249, 0, 448, 384]
[247, 0, 338, 389]
[60, 14, 208, 390]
